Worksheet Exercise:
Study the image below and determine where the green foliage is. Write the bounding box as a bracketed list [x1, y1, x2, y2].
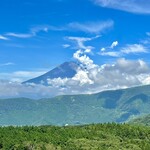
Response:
[0, 85, 150, 126]
[0, 123, 149, 149]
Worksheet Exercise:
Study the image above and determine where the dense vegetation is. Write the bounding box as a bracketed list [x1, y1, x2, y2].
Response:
[0, 123, 149, 150]
[0, 85, 150, 126]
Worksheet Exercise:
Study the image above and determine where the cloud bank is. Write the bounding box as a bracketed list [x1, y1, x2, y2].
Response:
[1, 50, 150, 99]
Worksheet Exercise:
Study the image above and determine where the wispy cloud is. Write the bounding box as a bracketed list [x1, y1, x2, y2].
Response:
[62, 44, 71, 48]
[0, 62, 15, 67]
[5, 25, 49, 39]
[67, 36, 93, 49]
[0, 35, 9, 40]
[6, 33, 33, 38]
[3, 20, 113, 40]
[121, 44, 147, 54]
[146, 32, 150, 36]
[99, 44, 148, 57]
[100, 51, 121, 57]
[68, 20, 114, 34]
[0, 70, 48, 82]
[67, 35, 100, 52]
[93, 0, 150, 14]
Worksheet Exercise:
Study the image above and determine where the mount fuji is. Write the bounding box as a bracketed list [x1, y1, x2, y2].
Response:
[23, 61, 79, 85]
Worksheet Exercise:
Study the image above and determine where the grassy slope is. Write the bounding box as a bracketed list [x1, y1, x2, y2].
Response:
[0, 85, 150, 125]
[0, 123, 150, 150]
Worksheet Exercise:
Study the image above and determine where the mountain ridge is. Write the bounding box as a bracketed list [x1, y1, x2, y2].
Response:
[0, 84, 150, 126]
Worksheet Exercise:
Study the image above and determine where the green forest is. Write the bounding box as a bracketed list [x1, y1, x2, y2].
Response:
[0, 123, 150, 150]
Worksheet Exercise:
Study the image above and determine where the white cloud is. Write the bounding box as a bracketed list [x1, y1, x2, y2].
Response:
[0, 62, 15, 66]
[0, 81, 58, 99]
[100, 41, 118, 53]
[0, 70, 48, 82]
[110, 41, 118, 49]
[99, 43, 148, 57]
[146, 32, 150, 36]
[0, 35, 9, 40]
[0, 55, 150, 98]
[100, 51, 121, 57]
[121, 44, 147, 54]
[6, 33, 33, 38]
[73, 50, 97, 69]
[62, 44, 70, 48]
[72, 69, 94, 85]
[67, 36, 93, 49]
[3, 20, 113, 40]
[143, 76, 150, 85]
[67, 35, 100, 53]
[93, 0, 150, 14]
[6, 25, 49, 39]
[68, 20, 114, 33]
[30, 25, 49, 34]
[84, 48, 92, 53]
[101, 47, 106, 51]
[113, 58, 150, 74]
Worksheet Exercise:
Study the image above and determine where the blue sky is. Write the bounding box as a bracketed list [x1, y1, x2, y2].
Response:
[1, 0, 150, 98]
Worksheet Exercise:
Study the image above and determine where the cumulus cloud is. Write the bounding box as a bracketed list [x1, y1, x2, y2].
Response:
[100, 40, 119, 55]
[84, 48, 92, 54]
[1, 55, 150, 98]
[93, 0, 150, 14]
[0, 40, 150, 98]
[73, 50, 98, 69]
[101, 47, 106, 51]
[43, 54, 150, 97]
[110, 41, 118, 49]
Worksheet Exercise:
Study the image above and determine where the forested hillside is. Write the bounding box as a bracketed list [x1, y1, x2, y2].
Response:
[0, 85, 150, 126]
[0, 123, 149, 150]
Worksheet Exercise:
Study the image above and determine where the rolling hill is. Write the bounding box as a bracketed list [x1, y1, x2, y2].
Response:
[0, 84, 150, 126]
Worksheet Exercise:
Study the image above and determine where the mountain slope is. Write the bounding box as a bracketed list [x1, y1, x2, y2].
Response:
[130, 114, 150, 126]
[23, 61, 78, 85]
[0, 85, 150, 126]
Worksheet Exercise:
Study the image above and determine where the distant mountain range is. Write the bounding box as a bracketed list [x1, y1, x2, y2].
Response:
[23, 61, 79, 85]
[0, 84, 150, 126]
